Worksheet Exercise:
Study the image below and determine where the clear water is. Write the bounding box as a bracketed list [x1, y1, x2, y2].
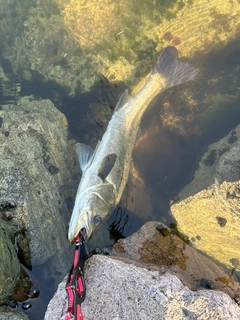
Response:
[0, 0, 240, 318]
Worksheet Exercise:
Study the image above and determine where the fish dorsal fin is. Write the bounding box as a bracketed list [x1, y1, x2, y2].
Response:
[98, 153, 117, 181]
[114, 89, 130, 113]
[76, 141, 100, 172]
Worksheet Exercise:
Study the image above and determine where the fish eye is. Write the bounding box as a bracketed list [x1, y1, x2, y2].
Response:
[93, 215, 102, 227]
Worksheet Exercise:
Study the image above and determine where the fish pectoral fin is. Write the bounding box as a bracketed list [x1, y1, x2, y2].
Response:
[98, 153, 117, 181]
[76, 141, 100, 172]
[114, 89, 130, 113]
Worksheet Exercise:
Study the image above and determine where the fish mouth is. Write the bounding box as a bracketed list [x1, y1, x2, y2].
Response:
[68, 229, 78, 244]
[79, 223, 92, 241]
[68, 223, 91, 243]
[68, 211, 93, 243]
[80, 227, 88, 241]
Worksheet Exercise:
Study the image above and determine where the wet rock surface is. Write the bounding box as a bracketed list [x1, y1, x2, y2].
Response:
[0, 307, 30, 320]
[44, 221, 240, 319]
[44, 256, 240, 320]
[113, 221, 240, 299]
[171, 124, 240, 269]
[0, 97, 79, 305]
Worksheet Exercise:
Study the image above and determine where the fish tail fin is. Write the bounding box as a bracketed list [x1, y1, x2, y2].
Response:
[153, 46, 198, 89]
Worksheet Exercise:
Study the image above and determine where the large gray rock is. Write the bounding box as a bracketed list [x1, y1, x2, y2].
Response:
[44, 254, 240, 320]
[0, 97, 79, 302]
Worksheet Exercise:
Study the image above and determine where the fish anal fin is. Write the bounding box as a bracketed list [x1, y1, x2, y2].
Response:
[98, 153, 117, 181]
[114, 89, 130, 113]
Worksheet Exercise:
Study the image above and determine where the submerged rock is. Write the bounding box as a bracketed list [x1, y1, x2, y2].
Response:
[2, 0, 240, 95]
[171, 180, 240, 270]
[171, 124, 240, 269]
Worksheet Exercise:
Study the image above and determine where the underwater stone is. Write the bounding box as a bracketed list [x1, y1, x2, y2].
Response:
[171, 36, 181, 46]
[8, 200, 16, 208]
[21, 302, 32, 310]
[219, 145, 230, 156]
[203, 150, 216, 166]
[216, 216, 227, 227]
[101, 247, 111, 256]
[156, 224, 170, 236]
[163, 32, 173, 41]
[228, 135, 238, 144]
[48, 165, 60, 175]
[2, 210, 14, 220]
[26, 289, 40, 299]
[200, 278, 215, 290]
[230, 258, 239, 268]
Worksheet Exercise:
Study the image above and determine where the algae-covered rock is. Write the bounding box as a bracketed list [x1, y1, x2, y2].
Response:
[1, 0, 240, 151]
[113, 221, 240, 299]
[0, 307, 30, 320]
[1, 0, 240, 95]
[0, 227, 20, 303]
[171, 125, 240, 269]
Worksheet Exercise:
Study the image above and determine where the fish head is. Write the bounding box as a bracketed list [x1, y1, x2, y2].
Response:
[68, 206, 96, 243]
[68, 191, 111, 242]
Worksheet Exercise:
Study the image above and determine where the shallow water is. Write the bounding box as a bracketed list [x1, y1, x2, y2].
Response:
[1, 0, 240, 318]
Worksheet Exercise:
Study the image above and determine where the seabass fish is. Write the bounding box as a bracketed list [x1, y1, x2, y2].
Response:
[68, 46, 198, 242]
